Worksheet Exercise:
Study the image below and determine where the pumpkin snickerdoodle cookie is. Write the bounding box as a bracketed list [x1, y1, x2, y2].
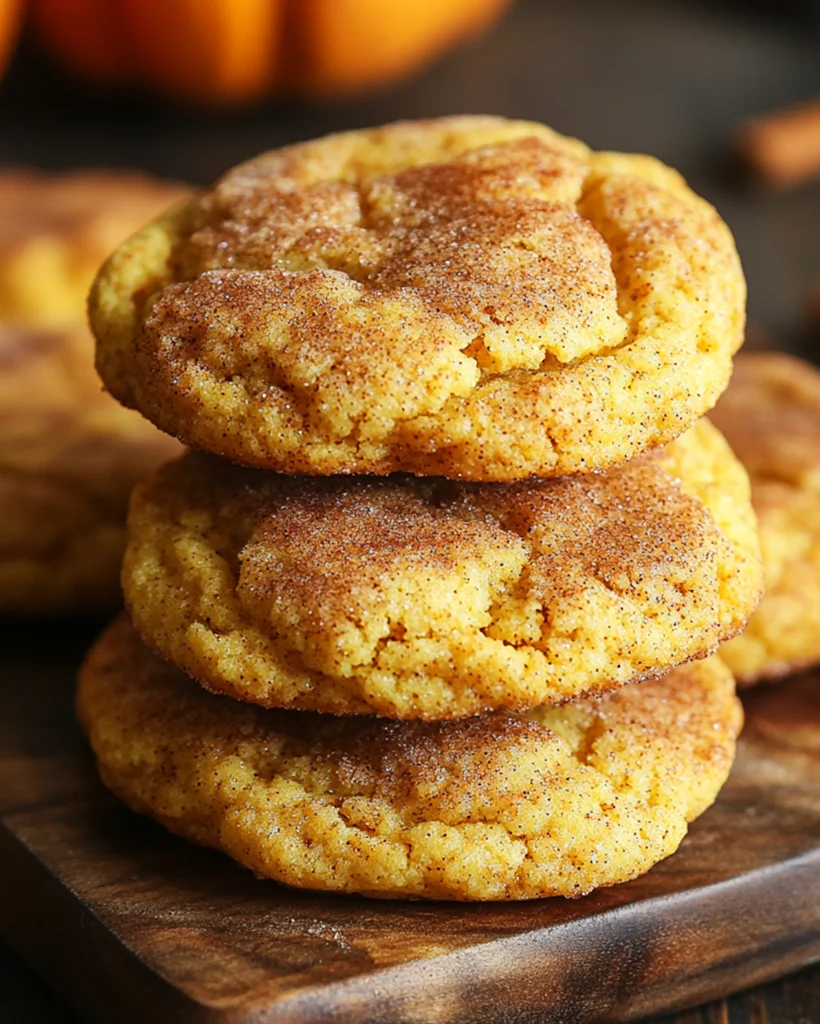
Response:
[123, 419, 761, 719]
[711, 352, 820, 683]
[0, 170, 186, 612]
[78, 616, 742, 901]
[91, 116, 745, 481]
[0, 323, 181, 612]
[0, 168, 188, 325]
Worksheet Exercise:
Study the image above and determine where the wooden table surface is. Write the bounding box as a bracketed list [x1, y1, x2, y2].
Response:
[5, 939, 819, 1024]
[1, 0, 818, 1019]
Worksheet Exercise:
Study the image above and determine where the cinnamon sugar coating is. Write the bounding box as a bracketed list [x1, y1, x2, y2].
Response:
[0, 323, 181, 611]
[91, 117, 745, 480]
[711, 352, 820, 683]
[123, 419, 761, 719]
[78, 616, 741, 901]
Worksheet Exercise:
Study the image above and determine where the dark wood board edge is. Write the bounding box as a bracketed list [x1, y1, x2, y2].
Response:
[241, 851, 820, 1024]
[2, 811, 818, 1024]
[0, 818, 217, 1024]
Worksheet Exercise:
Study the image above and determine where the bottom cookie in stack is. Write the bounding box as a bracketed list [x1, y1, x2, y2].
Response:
[712, 352, 820, 684]
[79, 616, 742, 902]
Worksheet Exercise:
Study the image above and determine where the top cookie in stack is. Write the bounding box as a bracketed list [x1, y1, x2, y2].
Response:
[91, 116, 745, 481]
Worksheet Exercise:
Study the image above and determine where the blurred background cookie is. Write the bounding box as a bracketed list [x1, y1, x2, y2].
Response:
[0, 168, 187, 325]
[0, 322, 180, 612]
[0, 169, 186, 613]
[712, 352, 820, 683]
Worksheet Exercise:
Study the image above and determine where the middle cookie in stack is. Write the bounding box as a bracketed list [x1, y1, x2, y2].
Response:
[83, 116, 762, 901]
[122, 419, 758, 720]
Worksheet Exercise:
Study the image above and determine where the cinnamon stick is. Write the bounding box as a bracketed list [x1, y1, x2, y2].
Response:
[736, 97, 820, 189]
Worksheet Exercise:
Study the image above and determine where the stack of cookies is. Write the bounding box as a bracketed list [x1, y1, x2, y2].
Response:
[79, 117, 763, 901]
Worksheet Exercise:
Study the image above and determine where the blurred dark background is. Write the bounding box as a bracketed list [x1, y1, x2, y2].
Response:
[1, 0, 819, 359]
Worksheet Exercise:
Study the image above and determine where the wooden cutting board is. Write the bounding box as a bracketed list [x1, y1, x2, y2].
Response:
[0, 622, 818, 1024]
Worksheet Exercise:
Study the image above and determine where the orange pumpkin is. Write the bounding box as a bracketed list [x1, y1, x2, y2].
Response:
[30, 0, 512, 106]
[0, 0, 22, 78]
